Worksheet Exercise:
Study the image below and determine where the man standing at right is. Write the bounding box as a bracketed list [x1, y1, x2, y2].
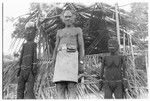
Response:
[100, 38, 128, 99]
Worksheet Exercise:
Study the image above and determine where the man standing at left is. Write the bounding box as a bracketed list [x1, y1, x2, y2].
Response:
[17, 22, 37, 99]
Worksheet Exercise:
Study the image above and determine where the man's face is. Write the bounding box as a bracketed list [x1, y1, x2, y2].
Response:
[26, 27, 36, 34]
[63, 10, 74, 25]
[108, 40, 119, 53]
[25, 27, 36, 41]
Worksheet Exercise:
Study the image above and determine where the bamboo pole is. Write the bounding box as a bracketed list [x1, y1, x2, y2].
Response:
[129, 34, 139, 96]
[37, 4, 42, 59]
[123, 33, 126, 54]
[38, 31, 41, 58]
[115, 3, 121, 52]
[129, 34, 135, 68]
[42, 36, 45, 58]
[145, 49, 148, 73]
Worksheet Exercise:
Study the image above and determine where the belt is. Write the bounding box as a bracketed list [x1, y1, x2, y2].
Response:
[58, 48, 77, 52]
[21, 65, 32, 70]
[104, 79, 122, 83]
[58, 48, 67, 51]
[58, 45, 67, 51]
[22, 54, 32, 59]
[58, 44, 77, 51]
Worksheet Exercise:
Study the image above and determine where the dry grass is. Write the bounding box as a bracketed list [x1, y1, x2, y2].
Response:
[3, 51, 148, 99]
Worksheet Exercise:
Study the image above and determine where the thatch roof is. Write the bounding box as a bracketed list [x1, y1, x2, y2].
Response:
[11, 2, 137, 55]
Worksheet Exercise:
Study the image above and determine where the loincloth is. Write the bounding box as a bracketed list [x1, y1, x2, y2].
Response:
[53, 48, 78, 83]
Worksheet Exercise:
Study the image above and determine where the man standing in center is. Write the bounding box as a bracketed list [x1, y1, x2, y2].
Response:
[52, 10, 85, 99]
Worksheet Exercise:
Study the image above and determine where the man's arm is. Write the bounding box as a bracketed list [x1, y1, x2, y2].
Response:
[32, 43, 37, 75]
[17, 44, 24, 77]
[100, 56, 105, 80]
[77, 28, 85, 74]
[121, 56, 128, 91]
[19, 45, 24, 67]
[98, 56, 105, 90]
[52, 30, 60, 62]
[77, 28, 85, 61]
[122, 56, 127, 79]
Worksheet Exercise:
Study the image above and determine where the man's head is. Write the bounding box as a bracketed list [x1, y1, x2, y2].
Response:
[60, 10, 76, 26]
[25, 22, 37, 41]
[108, 38, 119, 53]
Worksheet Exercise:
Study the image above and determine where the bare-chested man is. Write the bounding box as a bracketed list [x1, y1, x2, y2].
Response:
[17, 22, 37, 99]
[100, 38, 128, 99]
[52, 10, 85, 99]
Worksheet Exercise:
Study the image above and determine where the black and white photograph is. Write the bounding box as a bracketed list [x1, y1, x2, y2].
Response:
[1, 0, 149, 99]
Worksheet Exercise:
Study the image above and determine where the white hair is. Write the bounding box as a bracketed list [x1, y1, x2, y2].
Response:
[25, 22, 35, 29]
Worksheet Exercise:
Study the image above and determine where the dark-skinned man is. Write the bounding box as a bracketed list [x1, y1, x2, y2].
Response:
[100, 38, 128, 99]
[17, 22, 37, 99]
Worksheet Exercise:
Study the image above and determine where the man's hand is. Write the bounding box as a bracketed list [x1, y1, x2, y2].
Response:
[51, 58, 56, 68]
[17, 68, 21, 77]
[123, 78, 128, 90]
[78, 73, 87, 79]
[78, 61, 84, 74]
[32, 62, 38, 77]
[78, 73, 87, 83]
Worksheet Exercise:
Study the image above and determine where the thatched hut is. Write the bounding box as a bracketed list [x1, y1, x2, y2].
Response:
[3, 2, 148, 99]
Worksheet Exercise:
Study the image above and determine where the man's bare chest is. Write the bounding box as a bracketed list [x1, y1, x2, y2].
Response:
[59, 28, 78, 38]
[105, 56, 121, 68]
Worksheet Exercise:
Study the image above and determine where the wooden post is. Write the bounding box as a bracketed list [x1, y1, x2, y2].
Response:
[38, 34, 41, 59]
[145, 49, 148, 73]
[37, 4, 42, 59]
[47, 42, 50, 59]
[115, 3, 121, 52]
[129, 33, 139, 95]
[123, 33, 126, 54]
[129, 34, 135, 68]
[42, 37, 45, 58]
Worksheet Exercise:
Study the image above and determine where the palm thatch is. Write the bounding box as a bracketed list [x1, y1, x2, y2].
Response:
[3, 2, 148, 99]
[3, 51, 148, 99]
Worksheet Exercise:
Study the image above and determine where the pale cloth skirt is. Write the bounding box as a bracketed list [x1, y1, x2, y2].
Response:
[53, 50, 78, 83]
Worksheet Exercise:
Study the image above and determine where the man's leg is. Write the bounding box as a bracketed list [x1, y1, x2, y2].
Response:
[114, 82, 123, 99]
[25, 72, 35, 99]
[104, 82, 113, 99]
[67, 82, 77, 99]
[17, 74, 25, 99]
[56, 82, 66, 99]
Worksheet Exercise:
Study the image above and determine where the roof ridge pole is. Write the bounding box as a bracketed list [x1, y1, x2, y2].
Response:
[123, 32, 126, 55]
[37, 4, 42, 59]
[115, 3, 121, 52]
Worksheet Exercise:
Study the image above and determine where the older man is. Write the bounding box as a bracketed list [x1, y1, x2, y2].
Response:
[52, 10, 85, 99]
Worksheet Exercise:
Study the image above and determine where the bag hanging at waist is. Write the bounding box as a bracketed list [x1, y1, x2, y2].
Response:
[58, 44, 77, 52]
[67, 44, 77, 52]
